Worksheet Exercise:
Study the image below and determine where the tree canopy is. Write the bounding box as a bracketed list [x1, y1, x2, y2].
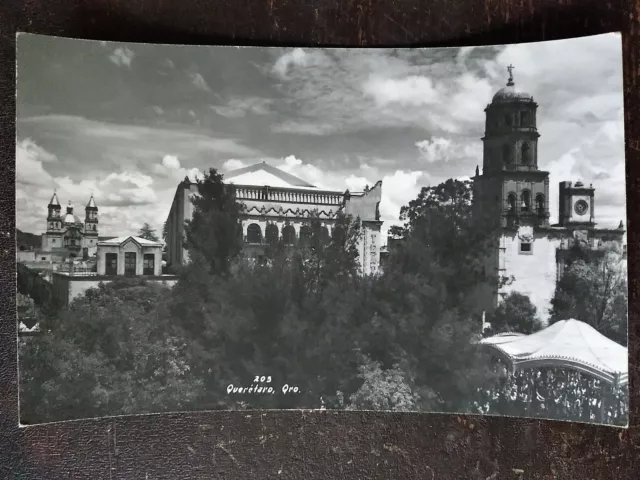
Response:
[138, 223, 160, 242]
[183, 168, 244, 276]
[20, 278, 202, 423]
[483, 292, 543, 337]
[550, 240, 627, 346]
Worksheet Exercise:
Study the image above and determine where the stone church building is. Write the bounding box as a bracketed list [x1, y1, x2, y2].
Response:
[472, 66, 625, 322]
[40, 192, 100, 258]
[165, 162, 383, 275]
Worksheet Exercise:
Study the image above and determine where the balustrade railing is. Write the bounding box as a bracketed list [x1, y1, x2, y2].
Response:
[234, 185, 344, 206]
[56, 265, 97, 276]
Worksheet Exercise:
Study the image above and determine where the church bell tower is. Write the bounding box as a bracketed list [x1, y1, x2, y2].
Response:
[46, 191, 62, 233]
[473, 65, 551, 229]
[84, 194, 99, 249]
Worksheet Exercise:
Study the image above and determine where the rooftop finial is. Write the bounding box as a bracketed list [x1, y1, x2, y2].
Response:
[507, 64, 515, 86]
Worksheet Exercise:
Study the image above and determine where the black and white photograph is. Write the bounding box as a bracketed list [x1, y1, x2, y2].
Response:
[16, 33, 628, 426]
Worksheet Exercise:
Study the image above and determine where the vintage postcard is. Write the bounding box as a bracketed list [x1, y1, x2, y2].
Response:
[16, 33, 628, 426]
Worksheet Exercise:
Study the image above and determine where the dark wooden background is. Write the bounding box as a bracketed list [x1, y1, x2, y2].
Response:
[1, 0, 638, 478]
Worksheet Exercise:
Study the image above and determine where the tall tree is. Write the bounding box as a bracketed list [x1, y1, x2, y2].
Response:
[550, 240, 627, 345]
[388, 178, 504, 312]
[353, 178, 502, 412]
[138, 223, 160, 241]
[183, 168, 244, 276]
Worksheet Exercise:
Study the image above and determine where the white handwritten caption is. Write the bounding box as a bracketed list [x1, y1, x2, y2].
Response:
[226, 376, 301, 395]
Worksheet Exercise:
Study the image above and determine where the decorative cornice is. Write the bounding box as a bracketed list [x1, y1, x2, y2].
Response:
[243, 205, 340, 218]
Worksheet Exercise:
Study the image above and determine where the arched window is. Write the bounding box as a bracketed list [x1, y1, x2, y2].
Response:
[521, 190, 531, 212]
[300, 225, 312, 245]
[265, 224, 279, 245]
[507, 193, 516, 212]
[282, 225, 296, 245]
[502, 144, 512, 165]
[246, 223, 262, 244]
[504, 114, 512, 126]
[520, 110, 530, 126]
[521, 142, 531, 164]
[535, 194, 545, 214]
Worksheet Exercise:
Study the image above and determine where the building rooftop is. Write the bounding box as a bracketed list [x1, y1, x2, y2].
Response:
[97, 235, 163, 247]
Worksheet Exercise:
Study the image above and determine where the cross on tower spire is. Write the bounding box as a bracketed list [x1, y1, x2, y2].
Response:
[507, 64, 515, 86]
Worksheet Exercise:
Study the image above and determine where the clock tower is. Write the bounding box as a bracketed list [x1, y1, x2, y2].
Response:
[558, 180, 596, 227]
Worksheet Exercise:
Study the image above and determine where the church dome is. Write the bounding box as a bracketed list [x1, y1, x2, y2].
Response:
[64, 213, 82, 224]
[492, 85, 533, 103]
[491, 65, 533, 103]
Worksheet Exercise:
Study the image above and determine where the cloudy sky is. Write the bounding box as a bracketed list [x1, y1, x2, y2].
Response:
[16, 33, 626, 240]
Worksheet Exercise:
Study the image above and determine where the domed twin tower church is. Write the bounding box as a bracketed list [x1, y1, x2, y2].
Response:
[472, 65, 625, 321]
[41, 192, 99, 258]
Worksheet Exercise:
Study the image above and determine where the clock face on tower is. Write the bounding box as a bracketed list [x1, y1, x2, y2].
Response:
[574, 199, 589, 216]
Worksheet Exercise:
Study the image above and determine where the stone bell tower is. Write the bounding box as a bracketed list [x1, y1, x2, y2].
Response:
[83, 194, 99, 254]
[42, 191, 63, 252]
[473, 64, 551, 230]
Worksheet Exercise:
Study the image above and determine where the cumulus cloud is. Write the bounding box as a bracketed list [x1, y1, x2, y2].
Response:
[161, 154, 181, 169]
[16, 138, 57, 188]
[221, 159, 247, 172]
[190, 72, 211, 92]
[109, 47, 135, 68]
[415, 138, 454, 163]
[272, 48, 319, 78]
[16, 141, 162, 234]
[155, 155, 201, 183]
[267, 47, 498, 136]
[363, 75, 439, 107]
[378, 170, 426, 237]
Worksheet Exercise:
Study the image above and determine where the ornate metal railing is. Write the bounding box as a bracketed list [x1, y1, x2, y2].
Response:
[234, 185, 344, 206]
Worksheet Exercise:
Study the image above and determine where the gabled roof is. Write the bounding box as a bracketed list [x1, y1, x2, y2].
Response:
[48, 192, 60, 207]
[224, 161, 317, 189]
[97, 235, 163, 248]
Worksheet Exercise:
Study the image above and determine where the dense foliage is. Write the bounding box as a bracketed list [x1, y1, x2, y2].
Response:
[18, 170, 627, 426]
[550, 240, 628, 346]
[20, 278, 202, 422]
[483, 292, 543, 337]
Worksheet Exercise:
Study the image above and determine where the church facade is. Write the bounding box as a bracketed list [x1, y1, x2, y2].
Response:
[40, 193, 100, 258]
[165, 162, 383, 275]
[472, 66, 625, 322]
